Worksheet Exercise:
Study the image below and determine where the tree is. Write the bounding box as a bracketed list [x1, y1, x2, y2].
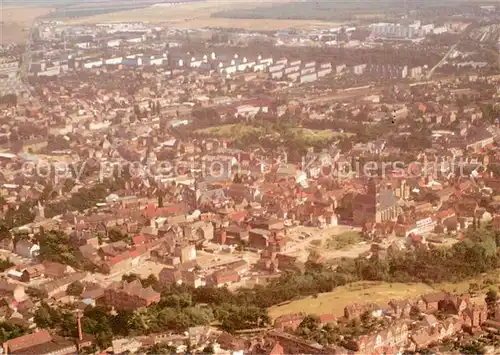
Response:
[108, 229, 129, 243]
[145, 343, 177, 354]
[233, 173, 243, 184]
[97, 233, 104, 246]
[36, 230, 78, 266]
[122, 274, 140, 283]
[297, 314, 321, 335]
[141, 274, 159, 289]
[34, 302, 55, 329]
[0, 221, 11, 241]
[82, 307, 114, 349]
[202, 343, 215, 354]
[5, 201, 35, 228]
[134, 104, 141, 117]
[66, 281, 84, 296]
[0, 94, 17, 107]
[0, 321, 27, 342]
[485, 289, 498, 316]
[63, 179, 75, 193]
[0, 258, 14, 272]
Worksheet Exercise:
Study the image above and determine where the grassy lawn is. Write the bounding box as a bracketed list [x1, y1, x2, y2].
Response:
[194, 124, 264, 139]
[268, 281, 435, 320]
[310, 231, 362, 251]
[289, 128, 335, 145]
[433, 270, 500, 295]
[327, 231, 362, 250]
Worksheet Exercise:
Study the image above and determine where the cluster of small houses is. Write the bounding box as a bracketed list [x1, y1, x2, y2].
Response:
[267, 291, 500, 354]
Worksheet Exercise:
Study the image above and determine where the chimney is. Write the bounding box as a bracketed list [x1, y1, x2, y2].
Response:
[77, 312, 83, 341]
[3, 342, 8, 355]
[219, 228, 227, 245]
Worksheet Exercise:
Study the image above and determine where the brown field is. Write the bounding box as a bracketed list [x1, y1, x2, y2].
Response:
[67, 0, 340, 30]
[1, 6, 52, 44]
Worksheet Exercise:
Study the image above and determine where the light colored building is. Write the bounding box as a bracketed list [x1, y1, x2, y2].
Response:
[353, 64, 367, 75]
[300, 73, 318, 84]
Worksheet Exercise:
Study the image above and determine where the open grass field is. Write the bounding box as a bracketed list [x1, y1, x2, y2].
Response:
[328, 231, 362, 250]
[194, 124, 342, 145]
[436, 271, 500, 295]
[268, 271, 500, 321]
[309, 231, 362, 250]
[290, 127, 352, 145]
[66, 0, 340, 30]
[194, 123, 264, 139]
[268, 282, 435, 320]
[1, 6, 52, 44]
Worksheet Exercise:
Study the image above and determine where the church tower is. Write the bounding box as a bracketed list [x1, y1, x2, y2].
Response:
[34, 201, 45, 222]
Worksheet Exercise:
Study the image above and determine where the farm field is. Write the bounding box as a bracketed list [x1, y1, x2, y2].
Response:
[0, 6, 52, 44]
[66, 0, 338, 30]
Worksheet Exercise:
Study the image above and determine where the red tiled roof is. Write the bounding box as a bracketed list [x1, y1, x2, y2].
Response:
[132, 234, 149, 245]
[409, 233, 422, 242]
[269, 342, 284, 355]
[319, 313, 336, 324]
[143, 203, 186, 219]
[243, 99, 273, 107]
[435, 209, 456, 220]
[5, 330, 52, 353]
[230, 210, 248, 222]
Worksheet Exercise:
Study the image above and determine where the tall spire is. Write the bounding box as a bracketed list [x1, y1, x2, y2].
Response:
[36, 201, 45, 220]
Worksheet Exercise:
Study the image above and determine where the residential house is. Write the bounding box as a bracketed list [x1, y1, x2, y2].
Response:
[42, 261, 74, 279]
[226, 225, 249, 244]
[421, 292, 447, 313]
[0, 281, 26, 304]
[3, 330, 77, 355]
[14, 240, 40, 259]
[345, 321, 410, 353]
[159, 267, 182, 287]
[267, 330, 324, 354]
[274, 313, 306, 331]
[249, 229, 272, 249]
[173, 244, 196, 263]
[388, 299, 412, 318]
[212, 269, 240, 287]
[344, 303, 382, 320]
[36, 272, 88, 299]
[19, 264, 45, 283]
[104, 280, 161, 310]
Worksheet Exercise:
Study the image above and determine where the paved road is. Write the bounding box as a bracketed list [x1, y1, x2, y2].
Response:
[426, 43, 458, 79]
[20, 19, 38, 94]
